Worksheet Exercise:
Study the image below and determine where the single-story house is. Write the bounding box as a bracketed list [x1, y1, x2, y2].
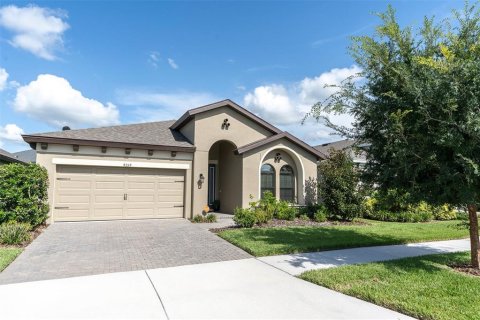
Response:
[23, 99, 325, 223]
[0, 148, 25, 165]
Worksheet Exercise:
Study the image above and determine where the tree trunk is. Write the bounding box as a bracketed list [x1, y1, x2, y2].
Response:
[467, 204, 479, 269]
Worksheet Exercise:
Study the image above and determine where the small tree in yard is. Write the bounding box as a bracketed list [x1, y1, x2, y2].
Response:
[318, 149, 363, 221]
[308, 3, 480, 267]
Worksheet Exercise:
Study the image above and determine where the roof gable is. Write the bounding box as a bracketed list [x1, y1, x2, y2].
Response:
[170, 99, 282, 134]
[235, 132, 327, 160]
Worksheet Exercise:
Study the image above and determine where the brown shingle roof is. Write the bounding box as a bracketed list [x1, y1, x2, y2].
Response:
[23, 120, 195, 152]
[314, 139, 366, 162]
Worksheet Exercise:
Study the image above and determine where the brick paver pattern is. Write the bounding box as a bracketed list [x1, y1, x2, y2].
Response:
[0, 219, 250, 284]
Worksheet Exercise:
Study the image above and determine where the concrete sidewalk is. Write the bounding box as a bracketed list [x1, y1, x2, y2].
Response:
[259, 239, 470, 275]
[0, 258, 411, 319]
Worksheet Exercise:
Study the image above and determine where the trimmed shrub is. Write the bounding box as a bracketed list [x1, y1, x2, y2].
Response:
[205, 213, 217, 223]
[0, 164, 49, 227]
[233, 207, 257, 228]
[275, 201, 296, 221]
[433, 204, 457, 220]
[191, 213, 217, 223]
[191, 214, 205, 223]
[299, 214, 310, 221]
[0, 222, 31, 245]
[254, 209, 270, 224]
[366, 209, 432, 223]
[314, 206, 328, 222]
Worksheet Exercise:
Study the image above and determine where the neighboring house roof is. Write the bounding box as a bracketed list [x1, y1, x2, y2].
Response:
[23, 120, 195, 152]
[0, 148, 24, 163]
[13, 149, 37, 163]
[235, 132, 327, 160]
[170, 99, 283, 134]
[314, 139, 367, 163]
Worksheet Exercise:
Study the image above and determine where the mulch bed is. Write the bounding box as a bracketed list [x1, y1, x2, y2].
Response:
[449, 263, 480, 277]
[210, 218, 369, 233]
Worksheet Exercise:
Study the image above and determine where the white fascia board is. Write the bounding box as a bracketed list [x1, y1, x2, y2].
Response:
[52, 158, 190, 170]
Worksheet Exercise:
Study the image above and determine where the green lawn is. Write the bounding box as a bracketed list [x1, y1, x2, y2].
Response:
[218, 219, 468, 256]
[300, 252, 480, 320]
[0, 247, 22, 271]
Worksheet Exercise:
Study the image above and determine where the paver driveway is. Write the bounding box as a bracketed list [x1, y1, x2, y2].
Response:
[0, 219, 250, 284]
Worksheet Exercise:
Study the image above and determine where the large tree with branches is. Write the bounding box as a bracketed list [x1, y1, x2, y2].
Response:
[309, 3, 480, 267]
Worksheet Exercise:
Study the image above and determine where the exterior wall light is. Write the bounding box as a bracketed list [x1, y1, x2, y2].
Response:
[125, 148, 131, 155]
[171, 151, 177, 157]
[101, 146, 107, 153]
[73, 145, 80, 152]
[40, 143, 48, 150]
[147, 149, 154, 156]
[198, 173, 205, 189]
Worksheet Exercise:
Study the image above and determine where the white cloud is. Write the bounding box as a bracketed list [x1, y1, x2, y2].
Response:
[148, 51, 160, 68]
[117, 90, 218, 122]
[13, 74, 119, 128]
[243, 65, 361, 144]
[0, 68, 8, 91]
[0, 5, 69, 60]
[0, 124, 25, 146]
[167, 58, 178, 69]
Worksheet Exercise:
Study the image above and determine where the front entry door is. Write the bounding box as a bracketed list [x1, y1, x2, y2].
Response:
[208, 164, 216, 206]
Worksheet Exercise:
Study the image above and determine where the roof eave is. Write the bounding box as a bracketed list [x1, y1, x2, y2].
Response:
[22, 135, 196, 153]
[235, 133, 326, 160]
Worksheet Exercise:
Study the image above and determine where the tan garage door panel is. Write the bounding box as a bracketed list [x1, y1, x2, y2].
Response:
[54, 165, 185, 221]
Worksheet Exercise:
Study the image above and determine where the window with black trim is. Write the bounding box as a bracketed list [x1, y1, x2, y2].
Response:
[261, 164, 275, 198]
[280, 165, 295, 202]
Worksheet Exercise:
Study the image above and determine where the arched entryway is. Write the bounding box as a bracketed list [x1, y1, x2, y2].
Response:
[208, 140, 242, 213]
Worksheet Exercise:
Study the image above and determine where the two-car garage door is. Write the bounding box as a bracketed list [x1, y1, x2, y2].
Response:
[53, 165, 185, 222]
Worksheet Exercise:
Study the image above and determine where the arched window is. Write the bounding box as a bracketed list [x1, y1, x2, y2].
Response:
[280, 165, 295, 202]
[261, 164, 275, 198]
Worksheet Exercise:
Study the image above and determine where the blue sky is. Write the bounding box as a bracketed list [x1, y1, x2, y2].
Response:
[0, 0, 464, 152]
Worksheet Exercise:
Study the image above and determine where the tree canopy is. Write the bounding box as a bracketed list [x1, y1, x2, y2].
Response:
[309, 2, 480, 266]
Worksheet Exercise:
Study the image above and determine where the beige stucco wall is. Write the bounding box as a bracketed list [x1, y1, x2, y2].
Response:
[188, 106, 274, 215]
[35, 144, 193, 222]
[241, 138, 318, 207]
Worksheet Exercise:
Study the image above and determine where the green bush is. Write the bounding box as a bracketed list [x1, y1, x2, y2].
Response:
[275, 201, 296, 221]
[366, 209, 432, 223]
[233, 207, 257, 228]
[433, 204, 457, 220]
[191, 213, 217, 223]
[0, 164, 49, 228]
[205, 213, 217, 223]
[0, 222, 31, 245]
[299, 214, 310, 221]
[191, 214, 205, 223]
[318, 149, 363, 221]
[254, 209, 270, 224]
[375, 189, 411, 212]
[314, 207, 328, 222]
